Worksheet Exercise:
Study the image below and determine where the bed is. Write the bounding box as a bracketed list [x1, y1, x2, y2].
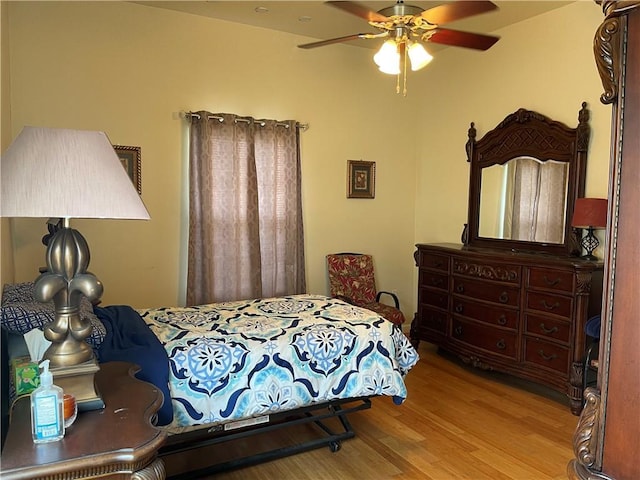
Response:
[1, 285, 418, 478]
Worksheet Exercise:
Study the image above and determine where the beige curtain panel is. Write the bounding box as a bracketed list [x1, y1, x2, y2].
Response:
[186, 112, 305, 305]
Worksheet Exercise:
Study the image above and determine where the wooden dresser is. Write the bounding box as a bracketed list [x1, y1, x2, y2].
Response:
[412, 243, 603, 414]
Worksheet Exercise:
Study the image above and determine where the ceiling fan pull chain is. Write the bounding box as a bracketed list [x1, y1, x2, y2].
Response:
[402, 42, 408, 96]
[395, 44, 401, 94]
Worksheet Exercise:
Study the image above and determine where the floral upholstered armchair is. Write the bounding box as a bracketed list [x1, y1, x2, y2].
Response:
[326, 253, 405, 325]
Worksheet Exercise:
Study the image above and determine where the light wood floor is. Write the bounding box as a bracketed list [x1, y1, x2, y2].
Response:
[164, 342, 579, 479]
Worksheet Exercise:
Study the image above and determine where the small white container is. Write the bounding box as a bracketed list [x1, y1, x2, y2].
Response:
[30, 359, 64, 443]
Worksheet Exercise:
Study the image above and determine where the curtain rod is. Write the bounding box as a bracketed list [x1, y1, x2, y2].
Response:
[183, 111, 309, 131]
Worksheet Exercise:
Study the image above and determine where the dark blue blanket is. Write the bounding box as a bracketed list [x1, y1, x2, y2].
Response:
[95, 305, 173, 425]
[585, 314, 601, 338]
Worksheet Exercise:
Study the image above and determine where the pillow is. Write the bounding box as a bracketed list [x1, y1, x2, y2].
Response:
[1, 282, 106, 349]
[2, 282, 37, 304]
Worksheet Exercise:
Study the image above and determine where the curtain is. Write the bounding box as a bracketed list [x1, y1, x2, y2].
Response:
[505, 157, 568, 244]
[186, 112, 305, 305]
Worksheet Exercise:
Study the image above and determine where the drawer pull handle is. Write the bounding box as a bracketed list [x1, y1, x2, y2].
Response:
[497, 315, 507, 325]
[434, 261, 443, 268]
[456, 284, 465, 293]
[454, 325, 463, 336]
[429, 315, 442, 325]
[538, 350, 558, 361]
[540, 323, 559, 334]
[431, 278, 444, 287]
[455, 304, 464, 313]
[498, 292, 509, 303]
[543, 275, 561, 287]
[496, 339, 506, 350]
[540, 300, 560, 310]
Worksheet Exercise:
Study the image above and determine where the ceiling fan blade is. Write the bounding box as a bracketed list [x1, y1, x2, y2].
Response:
[298, 33, 373, 49]
[428, 28, 499, 51]
[326, 1, 389, 23]
[421, 1, 498, 26]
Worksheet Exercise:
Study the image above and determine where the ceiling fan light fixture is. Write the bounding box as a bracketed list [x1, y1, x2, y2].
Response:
[408, 42, 433, 71]
[298, 0, 501, 95]
[373, 39, 400, 74]
[378, 63, 400, 75]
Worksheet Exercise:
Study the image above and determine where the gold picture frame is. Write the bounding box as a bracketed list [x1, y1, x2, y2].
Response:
[347, 160, 375, 199]
[113, 145, 142, 194]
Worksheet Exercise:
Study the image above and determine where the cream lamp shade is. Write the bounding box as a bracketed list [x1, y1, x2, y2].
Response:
[1, 126, 149, 220]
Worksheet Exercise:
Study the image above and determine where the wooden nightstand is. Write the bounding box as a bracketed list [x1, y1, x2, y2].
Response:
[0, 361, 167, 479]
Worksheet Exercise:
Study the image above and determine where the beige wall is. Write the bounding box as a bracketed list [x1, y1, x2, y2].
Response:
[5, 1, 417, 310]
[1, 1, 15, 287]
[4, 1, 610, 318]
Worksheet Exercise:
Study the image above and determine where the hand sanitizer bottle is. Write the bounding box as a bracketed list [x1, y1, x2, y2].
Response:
[31, 359, 64, 443]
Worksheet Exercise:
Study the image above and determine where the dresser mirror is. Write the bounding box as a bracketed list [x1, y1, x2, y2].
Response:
[465, 103, 590, 256]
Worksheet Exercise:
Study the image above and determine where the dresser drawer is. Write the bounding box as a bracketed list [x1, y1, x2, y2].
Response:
[526, 291, 573, 319]
[523, 337, 570, 374]
[418, 306, 448, 334]
[419, 253, 449, 272]
[451, 298, 518, 329]
[452, 258, 521, 285]
[524, 314, 571, 343]
[419, 270, 449, 292]
[527, 267, 574, 293]
[451, 317, 518, 359]
[452, 276, 519, 307]
[419, 287, 449, 310]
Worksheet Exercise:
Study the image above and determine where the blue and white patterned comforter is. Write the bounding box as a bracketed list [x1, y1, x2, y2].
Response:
[138, 294, 419, 429]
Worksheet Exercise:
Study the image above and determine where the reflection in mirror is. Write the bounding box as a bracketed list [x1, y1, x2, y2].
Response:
[479, 156, 569, 244]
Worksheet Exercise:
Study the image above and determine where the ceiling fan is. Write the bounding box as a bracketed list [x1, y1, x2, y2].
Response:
[298, 1, 500, 95]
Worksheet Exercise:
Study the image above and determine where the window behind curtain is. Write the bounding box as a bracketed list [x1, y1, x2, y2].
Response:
[186, 112, 305, 305]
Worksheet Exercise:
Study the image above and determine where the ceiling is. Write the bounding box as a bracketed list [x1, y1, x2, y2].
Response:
[134, 1, 574, 50]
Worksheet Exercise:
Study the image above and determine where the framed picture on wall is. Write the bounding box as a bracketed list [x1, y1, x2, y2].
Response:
[347, 160, 375, 199]
[113, 145, 142, 194]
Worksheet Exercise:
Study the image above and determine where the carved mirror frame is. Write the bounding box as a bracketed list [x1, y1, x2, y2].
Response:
[464, 104, 591, 256]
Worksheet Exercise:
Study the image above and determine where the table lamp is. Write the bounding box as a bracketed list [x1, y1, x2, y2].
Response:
[1, 126, 150, 409]
[571, 197, 607, 260]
